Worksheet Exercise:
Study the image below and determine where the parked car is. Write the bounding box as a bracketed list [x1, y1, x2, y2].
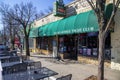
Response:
[0, 44, 10, 54]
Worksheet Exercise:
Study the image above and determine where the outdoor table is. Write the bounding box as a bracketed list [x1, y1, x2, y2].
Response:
[3, 67, 58, 80]
[0, 54, 6, 56]
[0, 56, 10, 60]
[2, 61, 21, 67]
[0, 56, 20, 60]
[23, 60, 34, 63]
[2, 59, 34, 68]
[0, 56, 20, 63]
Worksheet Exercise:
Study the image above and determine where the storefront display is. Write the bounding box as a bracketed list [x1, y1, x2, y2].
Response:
[93, 48, 98, 56]
[58, 37, 64, 53]
[78, 33, 98, 56]
[36, 32, 110, 60]
[83, 47, 87, 56]
[87, 48, 92, 55]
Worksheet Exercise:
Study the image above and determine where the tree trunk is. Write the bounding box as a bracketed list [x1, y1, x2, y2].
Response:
[98, 30, 105, 80]
[11, 38, 14, 50]
[10, 34, 14, 50]
[25, 36, 30, 56]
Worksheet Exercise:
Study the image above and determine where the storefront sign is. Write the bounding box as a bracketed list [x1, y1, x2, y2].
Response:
[56, 27, 97, 35]
[53, 0, 66, 17]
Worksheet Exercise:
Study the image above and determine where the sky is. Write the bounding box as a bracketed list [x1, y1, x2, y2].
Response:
[0, 0, 71, 30]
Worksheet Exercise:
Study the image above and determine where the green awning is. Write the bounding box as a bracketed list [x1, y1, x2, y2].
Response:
[35, 3, 113, 37]
[38, 25, 47, 37]
[39, 10, 99, 36]
[105, 3, 113, 20]
[29, 27, 39, 37]
[46, 22, 58, 36]
[39, 20, 59, 36]
[56, 10, 99, 35]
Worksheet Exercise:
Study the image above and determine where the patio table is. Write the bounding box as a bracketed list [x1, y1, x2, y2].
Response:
[0, 54, 6, 56]
[0, 56, 10, 60]
[2, 59, 34, 68]
[0, 56, 20, 63]
[2, 61, 21, 67]
[3, 67, 58, 80]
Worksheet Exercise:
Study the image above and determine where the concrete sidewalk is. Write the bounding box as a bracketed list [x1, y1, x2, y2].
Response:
[30, 54, 120, 80]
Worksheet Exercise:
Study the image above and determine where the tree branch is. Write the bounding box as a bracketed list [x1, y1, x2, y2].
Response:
[116, 0, 120, 7]
[104, 11, 114, 33]
[104, 0, 120, 33]
[87, 0, 96, 13]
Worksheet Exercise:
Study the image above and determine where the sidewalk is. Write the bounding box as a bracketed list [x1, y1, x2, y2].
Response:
[30, 54, 120, 80]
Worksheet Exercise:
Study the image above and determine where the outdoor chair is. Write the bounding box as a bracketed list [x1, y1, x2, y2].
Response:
[28, 61, 41, 70]
[13, 63, 28, 72]
[56, 74, 72, 80]
[9, 50, 17, 56]
[1, 58, 9, 63]
[34, 61, 41, 69]
[9, 57, 20, 62]
[2, 66, 14, 75]
[21, 55, 27, 61]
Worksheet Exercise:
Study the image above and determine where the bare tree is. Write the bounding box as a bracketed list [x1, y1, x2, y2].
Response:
[7, 2, 37, 56]
[68, 0, 120, 80]
[0, 30, 4, 44]
[0, 3, 21, 49]
[85, 0, 120, 80]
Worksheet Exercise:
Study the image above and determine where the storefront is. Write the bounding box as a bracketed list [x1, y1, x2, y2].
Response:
[28, 0, 120, 70]
[57, 32, 111, 60]
[29, 7, 112, 61]
[35, 37, 54, 54]
[58, 35, 77, 60]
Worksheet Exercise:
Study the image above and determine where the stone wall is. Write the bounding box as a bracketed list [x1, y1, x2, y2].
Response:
[111, 9, 120, 70]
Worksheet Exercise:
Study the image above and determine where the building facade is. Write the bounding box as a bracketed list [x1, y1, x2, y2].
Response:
[29, 0, 120, 70]
[111, 9, 120, 70]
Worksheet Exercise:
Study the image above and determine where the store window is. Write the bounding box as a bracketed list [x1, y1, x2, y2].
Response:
[36, 37, 48, 50]
[41, 37, 48, 50]
[78, 33, 98, 56]
[36, 37, 41, 48]
[58, 36, 65, 53]
[77, 32, 111, 60]
[29, 38, 34, 48]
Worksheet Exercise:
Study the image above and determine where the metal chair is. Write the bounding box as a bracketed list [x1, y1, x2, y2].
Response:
[34, 61, 41, 69]
[2, 66, 14, 75]
[15, 63, 27, 72]
[9, 57, 20, 62]
[29, 61, 41, 70]
[9, 50, 17, 56]
[56, 74, 72, 80]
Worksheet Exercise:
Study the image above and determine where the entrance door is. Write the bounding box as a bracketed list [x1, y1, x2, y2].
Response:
[67, 35, 78, 60]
